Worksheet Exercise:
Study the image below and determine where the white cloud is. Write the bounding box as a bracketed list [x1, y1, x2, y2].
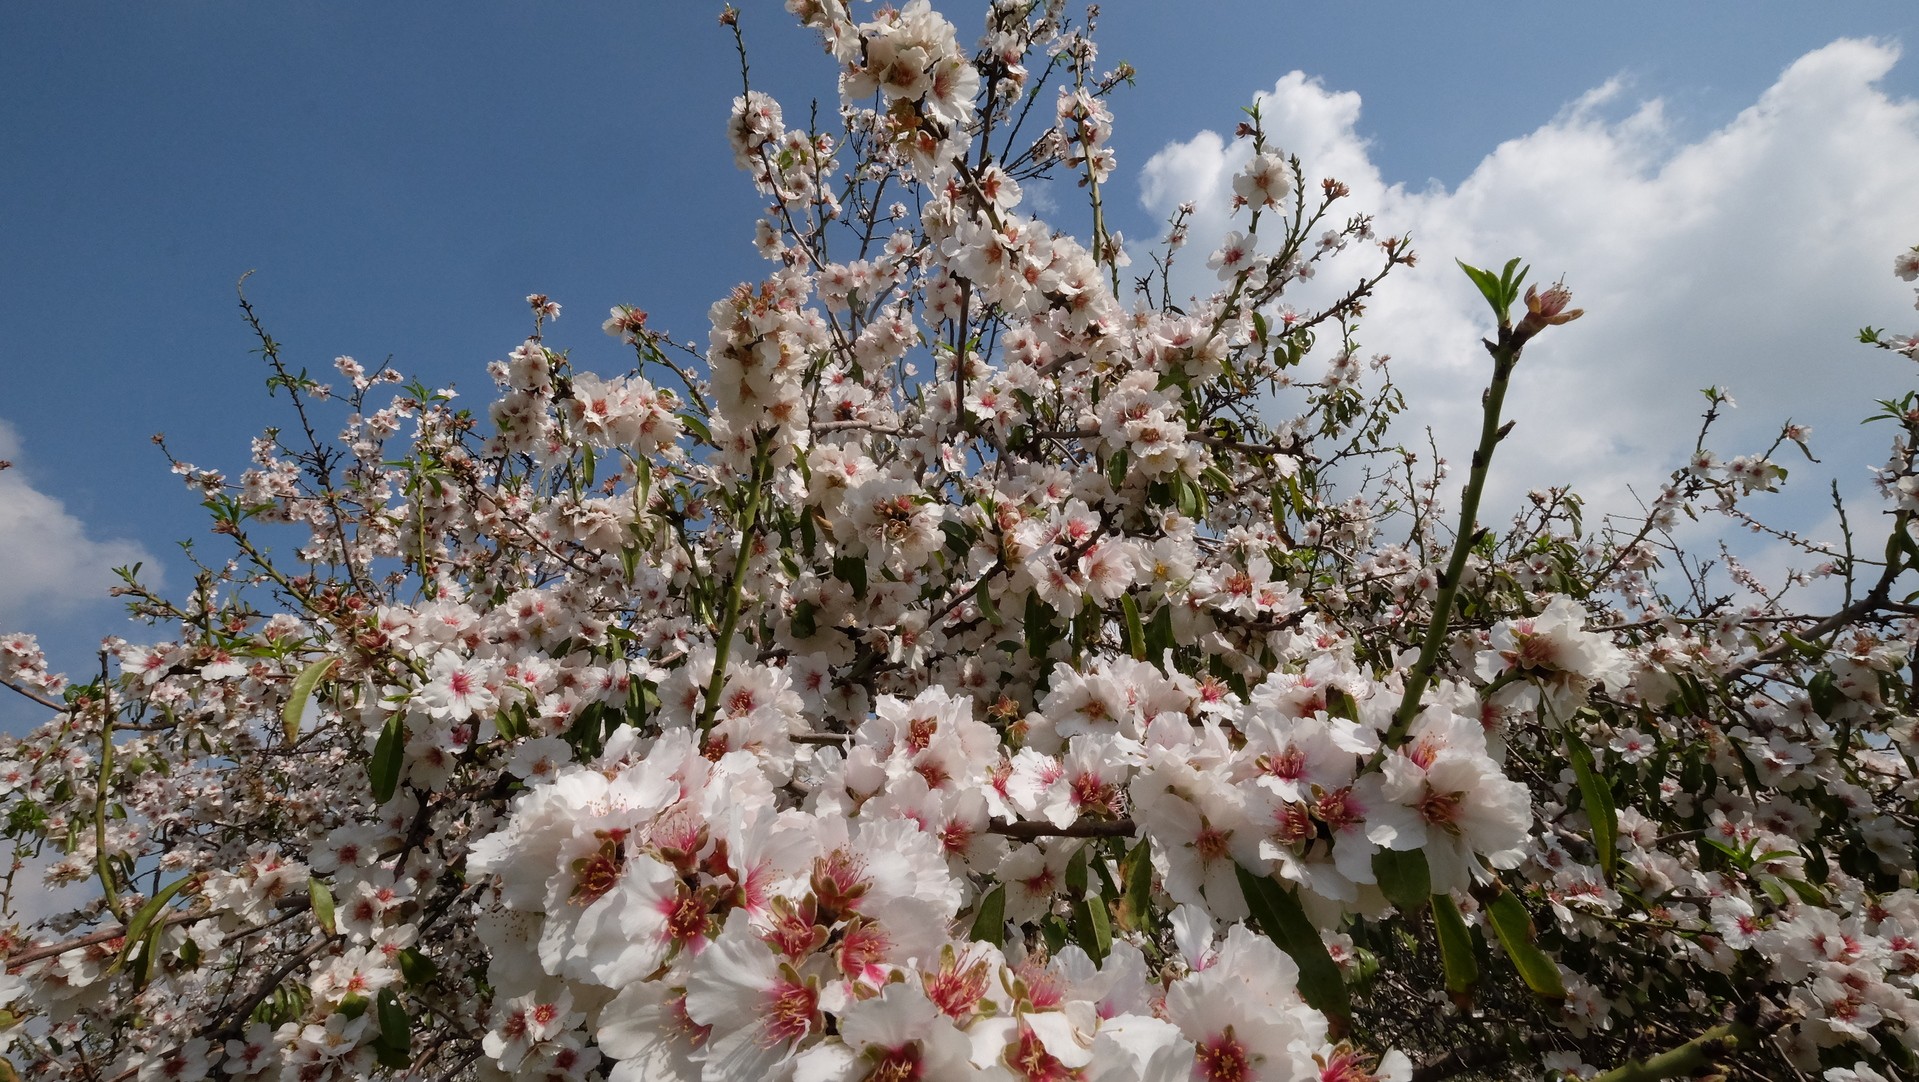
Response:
[1139, 40, 1919, 544]
[0, 421, 157, 627]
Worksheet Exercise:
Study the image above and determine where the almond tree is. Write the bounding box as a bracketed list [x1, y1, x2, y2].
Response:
[0, 4, 1914, 1081]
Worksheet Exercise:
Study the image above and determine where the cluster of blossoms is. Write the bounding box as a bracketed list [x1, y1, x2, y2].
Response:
[1, 3, 1916, 1081]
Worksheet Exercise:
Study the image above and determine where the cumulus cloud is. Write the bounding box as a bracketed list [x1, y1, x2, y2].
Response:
[1140, 40, 1919, 539]
[0, 421, 156, 626]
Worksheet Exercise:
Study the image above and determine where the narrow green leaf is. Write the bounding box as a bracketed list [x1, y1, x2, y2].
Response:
[1456, 259, 1504, 316]
[1174, 475, 1200, 519]
[1497, 257, 1529, 309]
[942, 520, 972, 558]
[1065, 848, 1089, 896]
[975, 579, 1000, 625]
[1431, 894, 1480, 1003]
[397, 946, 438, 987]
[833, 555, 868, 599]
[969, 885, 1007, 945]
[1236, 866, 1352, 1032]
[1566, 738, 1618, 883]
[373, 988, 411, 1068]
[282, 656, 338, 744]
[110, 874, 197, 975]
[678, 412, 713, 446]
[369, 714, 405, 803]
[1145, 604, 1175, 662]
[1025, 594, 1056, 661]
[1486, 888, 1567, 1001]
[1118, 839, 1153, 933]
[1120, 594, 1146, 660]
[1803, 836, 1831, 885]
[1698, 836, 1744, 866]
[1072, 894, 1113, 964]
[1372, 848, 1431, 914]
[799, 505, 818, 557]
[1781, 630, 1824, 659]
[1807, 671, 1841, 719]
[309, 878, 337, 936]
[1779, 877, 1827, 906]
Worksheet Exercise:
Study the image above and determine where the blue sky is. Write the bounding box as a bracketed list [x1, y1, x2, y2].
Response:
[5, 2, 1919, 706]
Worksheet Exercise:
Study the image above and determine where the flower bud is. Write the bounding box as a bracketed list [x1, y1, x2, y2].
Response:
[1512, 280, 1584, 346]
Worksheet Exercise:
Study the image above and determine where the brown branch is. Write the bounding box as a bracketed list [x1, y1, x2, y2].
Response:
[0, 675, 62, 712]
[989, 818, 1136, 841]
[4, 912, 199, 972]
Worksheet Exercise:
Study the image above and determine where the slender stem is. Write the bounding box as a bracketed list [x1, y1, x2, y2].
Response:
[990, 818, 1136, 841]
[1591, 1022, 1752, 1082]
[1386, 336, 1519, 747]
[93, 652, 123, 922]
[5, 912, 201, 972]
[0, 675, 61, 712]
[698, 440, 771, 733]
[1721, 508, 1909, 680]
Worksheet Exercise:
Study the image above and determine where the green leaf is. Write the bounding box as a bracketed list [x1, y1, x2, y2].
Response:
[1166, 477, 1197, 517]
[1807, 671, 1841, 719]
[833, 555, 868, 599]
[282, 656, 338, 744]
[110, 874, 198, 975]
[1431, 894, 1480, 1004]
[369, 713, 405, 803]
[1781, 630, 1825, 659]
[942, 520, 972, 558]
[1779, 877, 1827, 906]
[968, 885, 1007, 945]
[1698, 836, 1745, 868]
[1025, 594, 1058, 661]
[1372, 849, 1431, 914]
[1456, 260, 1503, 317]
[397, 946, 438, 987]
[1120, 594, 1146, 660]
[1235, 866, 1352, 1032]
[1118, 839, 1154, 934]
[1566, 737, 1618, 883]
[678, 412, 713, 446]
[1072, 893, 1113, 964]
[791, 601, 818, 640]
[1485, 888, 1567, 1001]
[975, 579, 1000, 625]
[799, 506, 818, 557]
[1145, 604, 1175, 663]
[373, 988, 411, 1069]
[309, 878, 337, 936]
[1759, 877, 1789, 906]
[1457, 258, 1528, 324]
